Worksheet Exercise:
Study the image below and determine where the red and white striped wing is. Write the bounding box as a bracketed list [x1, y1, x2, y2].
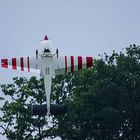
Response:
[53, 56, 93, 76]
[1, 56, 41, 73]
[1, 56, 93, 76]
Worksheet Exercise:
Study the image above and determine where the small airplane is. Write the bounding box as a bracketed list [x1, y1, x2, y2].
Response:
[1, 35, 93, 115]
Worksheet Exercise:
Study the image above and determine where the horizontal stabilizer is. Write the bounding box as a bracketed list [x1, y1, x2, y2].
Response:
[32, 104, 66, 116]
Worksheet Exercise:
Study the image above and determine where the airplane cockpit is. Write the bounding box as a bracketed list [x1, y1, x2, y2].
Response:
[44, 48, 51, 53]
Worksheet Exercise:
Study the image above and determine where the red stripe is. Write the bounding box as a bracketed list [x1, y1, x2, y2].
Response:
[20, 57, 24, 71]
[71, 56, 74, 72]
[27, 57, 30, 72]
[86, 57, 93, 68]
[12, 58, 17, 69]
[78, 56, 82, 70]
[1, 59, 8, 68]
[65, 56, 67, 73]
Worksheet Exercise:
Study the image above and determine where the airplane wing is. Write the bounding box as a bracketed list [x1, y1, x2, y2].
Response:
[1, 55, 93, 76]
[1, 56, 41, 73]
[53, 56, 93, 76]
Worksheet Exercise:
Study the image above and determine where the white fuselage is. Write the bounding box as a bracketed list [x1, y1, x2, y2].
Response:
[41, 53, 53, 115]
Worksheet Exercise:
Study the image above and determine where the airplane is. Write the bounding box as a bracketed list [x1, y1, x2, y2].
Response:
[1, 35, 93, 115]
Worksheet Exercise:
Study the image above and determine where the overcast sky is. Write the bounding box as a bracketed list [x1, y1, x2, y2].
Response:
[0, 0, 140, 139]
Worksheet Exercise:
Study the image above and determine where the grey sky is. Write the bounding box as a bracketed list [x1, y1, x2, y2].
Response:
[1, 0, 140, 82]
[0, 0, 140, 139]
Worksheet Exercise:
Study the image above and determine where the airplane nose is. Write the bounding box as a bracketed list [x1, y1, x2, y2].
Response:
[40, 39, 52, 47]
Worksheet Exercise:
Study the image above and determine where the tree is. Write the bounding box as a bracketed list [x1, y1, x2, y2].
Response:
[0, 75, 72, 140]
[54, 44, 140, 139]
[0, 77, 51, 140]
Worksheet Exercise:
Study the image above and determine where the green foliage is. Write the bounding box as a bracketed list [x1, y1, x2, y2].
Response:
[54, 44, 140, 139]
[0, 77, 49, 140]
